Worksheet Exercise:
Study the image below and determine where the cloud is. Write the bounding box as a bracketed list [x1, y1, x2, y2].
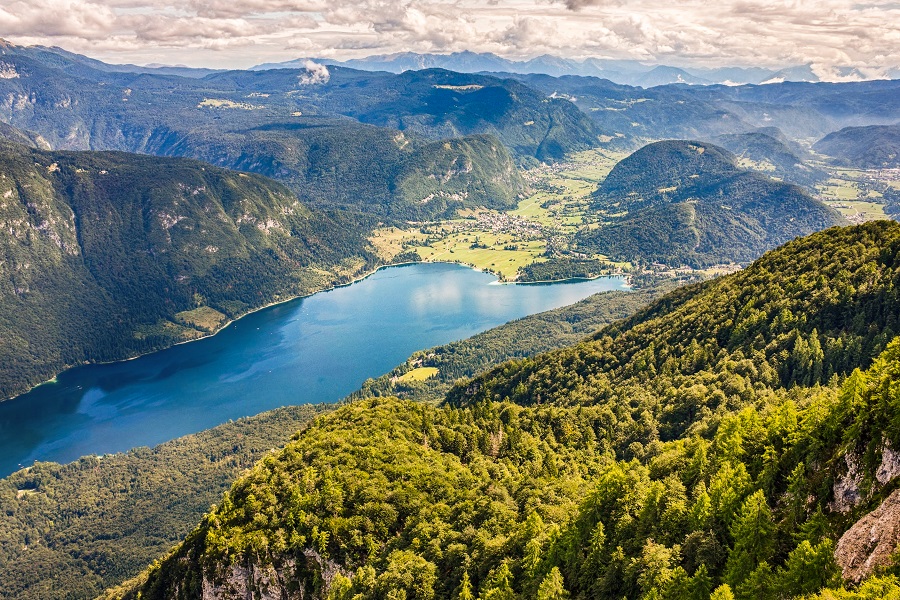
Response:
[298, 59, 330, 84]
[0, 0, 897, 79]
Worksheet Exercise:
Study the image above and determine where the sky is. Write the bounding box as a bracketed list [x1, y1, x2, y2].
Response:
[1, 0, 899, 78]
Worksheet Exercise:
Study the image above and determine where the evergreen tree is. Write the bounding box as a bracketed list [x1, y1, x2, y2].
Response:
[723, 491, 775, 589]
[536, 567, 569, 600]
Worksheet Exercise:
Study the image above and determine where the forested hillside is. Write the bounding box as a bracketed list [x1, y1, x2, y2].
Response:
[710, 130, 825, 188]
[577, 140, 844, 266]
[0, 283, 667, 600]
[0, 139, 374, 399]
[0, 43, 528, 221]
[106, 222, 900, 600]
[0, 405, 328, 600]
[139, 121, 524, 221]
[814, 124, 900, 169]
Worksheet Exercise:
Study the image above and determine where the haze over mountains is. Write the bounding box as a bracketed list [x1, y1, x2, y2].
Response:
[252, 51, 900, 87]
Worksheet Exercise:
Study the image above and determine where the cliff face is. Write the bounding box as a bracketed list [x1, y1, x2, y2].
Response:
[836, 488, 900, 582]
[199, 551, 345, 600]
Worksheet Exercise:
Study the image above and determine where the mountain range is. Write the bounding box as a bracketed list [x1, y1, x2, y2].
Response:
[251, 51, 900, 87]
[1, 35, 900, 600]
[814, 124, 900, 169]
[0, 136, 375, 400]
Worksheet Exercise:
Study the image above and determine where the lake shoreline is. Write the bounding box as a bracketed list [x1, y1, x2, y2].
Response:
[2, 263, 628, 476]
[6, 259, 626, 403]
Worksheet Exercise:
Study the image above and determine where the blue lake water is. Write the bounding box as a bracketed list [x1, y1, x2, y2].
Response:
[0, 263, 627, 477]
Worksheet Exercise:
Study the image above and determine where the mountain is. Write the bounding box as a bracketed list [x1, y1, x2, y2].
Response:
[0, 404, 330, 600]
[710, 130, 825, 187]
[252, 51, 824, 87]
[0, 121, 49, 149]
[761, 64, 821, 84]
[0, 139, 374, 400]
[0, 44, 560, 200]
[505, 74, 900, 148]
[813, 124, 900, 168]
[133, 119, 525, 220]
[0, 285, 668, 600]
[635, 65, 712, 87]
[102, 222, 900, 600]
[309, 68, 606, 163]
[576, 140, 844, 266]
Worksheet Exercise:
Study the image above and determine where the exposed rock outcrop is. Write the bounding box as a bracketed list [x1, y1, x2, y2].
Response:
[835, 488, 900, 583]
[877, 440, 900, 486]
[200, 550, 346, 600]
[831, 452, 864, 513]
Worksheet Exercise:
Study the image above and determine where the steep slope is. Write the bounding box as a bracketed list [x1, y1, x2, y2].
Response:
[0, 44, 525, 220]
[0, 285, 669, 600]
[814, 124, 900, 169]
[0, 140, 374, 399]
[0, 122, 50, 149]
[507, 75, 900, 149]
[321, 68, 606, 163]
[105, 224, 900, 600]
[711, 131, 825, 187]
[576, 140, 844, 266]
[452, 221, 900, 426]
[0, 405, 328, 600]
[138, 120, 524, 220]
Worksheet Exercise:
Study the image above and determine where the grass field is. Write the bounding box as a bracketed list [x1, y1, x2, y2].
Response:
[366, 148, 629, 280]
[174, 306, 228, 332]
[825, 200, 888, 222]
[397, 367, 439, 382]
[816, 167, 894, 223]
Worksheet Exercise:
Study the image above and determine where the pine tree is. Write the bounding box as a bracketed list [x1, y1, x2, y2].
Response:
[723, 490, 775, 589]
[457, 572, 474, 600]
[710, 584, 735, 600]
[536, 567, 569, 600]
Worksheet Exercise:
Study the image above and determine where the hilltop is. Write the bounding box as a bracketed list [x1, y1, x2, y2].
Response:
[0, 139, 374, 399]
[711, 130, 825, 188]
[104, 222, 900, 600]
[814, 124, 900, 169]
[576, 140, 843, 266]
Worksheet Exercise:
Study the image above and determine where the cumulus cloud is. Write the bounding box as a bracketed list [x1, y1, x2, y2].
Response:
[1, 0, 898, 78]
[298, 59, 330, 84]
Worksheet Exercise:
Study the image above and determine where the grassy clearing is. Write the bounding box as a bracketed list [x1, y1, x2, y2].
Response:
[367, 148, 630, 280]
[397, 367, 439, 382]
[368, 226, 429, 261]
[175, 306, 228, 332]
[816, 166, 895, 224]
[826, 200, 888, 222]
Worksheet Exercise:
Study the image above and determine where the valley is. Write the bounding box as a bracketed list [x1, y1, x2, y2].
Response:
[0, 262, 627, 477]
[368, 149, 631, 281]
[0, 32, 899, 600]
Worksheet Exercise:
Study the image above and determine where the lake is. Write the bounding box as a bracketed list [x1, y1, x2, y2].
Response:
[0, 263, 627, 477]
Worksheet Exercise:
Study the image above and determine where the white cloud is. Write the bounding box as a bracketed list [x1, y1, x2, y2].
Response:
[1, 0, 898, 78]
[298, 59, 329, 84]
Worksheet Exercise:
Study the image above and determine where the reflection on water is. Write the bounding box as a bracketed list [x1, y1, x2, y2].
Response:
[0, 263, 627, 476]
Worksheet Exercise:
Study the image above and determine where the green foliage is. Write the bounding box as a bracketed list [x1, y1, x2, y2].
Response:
[517, 259, 609, 283]
[105, 223, 900, 600]
[0, 404, 328, 600]
[577, 140, 844, 267]
[449, 222, 900, 439]
[712, 131, 825, 188]
[351, 285, 670, 403]
[537, 567, 569, 600]
[0, 141, 377, 398]
[814, 124, 900, 169]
